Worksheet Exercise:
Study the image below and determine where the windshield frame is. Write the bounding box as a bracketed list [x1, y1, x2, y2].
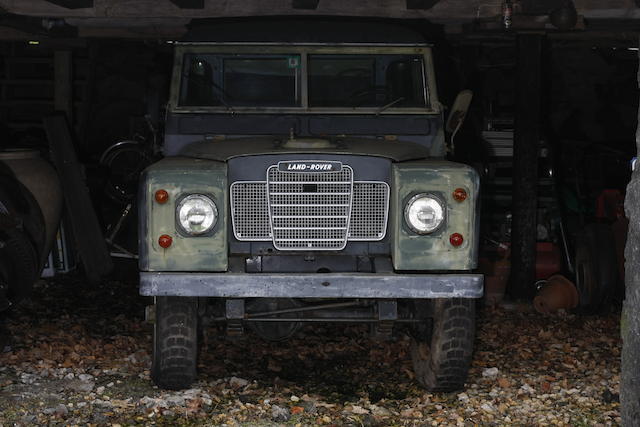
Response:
[169, 43, 440, 115]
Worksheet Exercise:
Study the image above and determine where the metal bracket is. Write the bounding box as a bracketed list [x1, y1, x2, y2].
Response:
[225, 299, 245, 338]
[144, 304, 156, 324]
[372, 300, 397, 340]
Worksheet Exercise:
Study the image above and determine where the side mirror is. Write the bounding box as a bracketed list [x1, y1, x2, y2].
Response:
[445, 90, 473, 135]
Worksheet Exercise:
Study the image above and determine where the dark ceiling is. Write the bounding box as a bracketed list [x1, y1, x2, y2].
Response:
[0, 0, 639, 39]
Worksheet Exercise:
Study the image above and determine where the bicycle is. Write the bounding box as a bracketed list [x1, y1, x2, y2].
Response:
[99, 115, 160, 259]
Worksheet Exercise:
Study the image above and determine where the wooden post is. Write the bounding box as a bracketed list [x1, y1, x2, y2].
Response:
[621, 41, 640, 425]
[509, 33, 543, 299]
[54, 50, 73, 125]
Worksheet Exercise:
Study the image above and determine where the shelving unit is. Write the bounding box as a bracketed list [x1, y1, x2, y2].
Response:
[0, 42, 88, 131]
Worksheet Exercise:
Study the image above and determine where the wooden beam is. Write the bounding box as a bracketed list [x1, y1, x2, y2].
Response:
[44, 0, 93, 9]
[0, 13, 48, 36]
[509, 33, 543, 300]
[621, 35, 640, 427]
[54, 51, 73, 125]
[518, 0, 557, 15]
[169, 0, 204, 9]
[292, 0, 320, 9]
[406, 0, 441, 10]
[44, 114, 113, 284]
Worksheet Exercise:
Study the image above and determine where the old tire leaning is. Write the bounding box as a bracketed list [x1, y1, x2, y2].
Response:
[152, 296, 199, 390]
[0, 229, 40, 309]
[574, 223, 617, 314]
[411, 298, 475, 392]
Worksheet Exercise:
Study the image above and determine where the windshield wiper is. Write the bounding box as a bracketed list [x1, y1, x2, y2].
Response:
[209, 80, 236, 114]
[182, 71, 236, 113]
[376, 97, 405, 115]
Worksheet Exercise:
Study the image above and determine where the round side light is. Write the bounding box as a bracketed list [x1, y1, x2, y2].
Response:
[155, 189, 169, 204]
[158, 234, 173, 248]
[450, 233, 464, 247]
[452, 188, 467, 202]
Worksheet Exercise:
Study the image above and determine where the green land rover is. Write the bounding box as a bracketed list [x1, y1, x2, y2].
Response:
[139, 21, 482, 392]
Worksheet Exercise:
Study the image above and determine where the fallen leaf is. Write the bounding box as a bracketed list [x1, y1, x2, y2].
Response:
[498, 377, 511, 388]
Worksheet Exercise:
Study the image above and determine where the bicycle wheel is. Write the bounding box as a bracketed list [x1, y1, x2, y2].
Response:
[100, 141, 150, 204]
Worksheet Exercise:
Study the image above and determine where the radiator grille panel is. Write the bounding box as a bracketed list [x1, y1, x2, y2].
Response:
[349, 182, 389, 240]
[268, 165, 353, 250]
[230, 182, 271, 240]
[230, 165, 389, 249]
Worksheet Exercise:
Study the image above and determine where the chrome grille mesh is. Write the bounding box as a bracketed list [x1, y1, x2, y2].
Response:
[230, 164, 389, 250]
[267, 165, 353, 250]
[230, 182, 271, 240]
[349, 182, 390, 240]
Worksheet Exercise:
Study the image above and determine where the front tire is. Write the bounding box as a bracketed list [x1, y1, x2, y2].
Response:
[152, 296, 199, 390]
[411, 298, 475, 392]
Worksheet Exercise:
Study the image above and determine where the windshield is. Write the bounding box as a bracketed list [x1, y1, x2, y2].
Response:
[180, 54, 301, 107]
[308, 54, 426, 108]
[178, 52, 428, 110]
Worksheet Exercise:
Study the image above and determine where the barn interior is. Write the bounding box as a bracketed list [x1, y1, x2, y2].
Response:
[0, 1, 636, 424]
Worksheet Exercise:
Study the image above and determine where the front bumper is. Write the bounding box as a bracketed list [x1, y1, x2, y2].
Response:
[140, 272, 483, 298]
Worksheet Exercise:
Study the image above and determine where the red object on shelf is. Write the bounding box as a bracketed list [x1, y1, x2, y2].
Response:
[595, 189, 625, 221]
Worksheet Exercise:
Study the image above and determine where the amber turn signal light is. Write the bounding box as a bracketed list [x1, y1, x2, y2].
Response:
[452, 188, 467, 202]
[450, 233, 464, 247]
[158, 234, 172, 248]
[155, 189, 169, 204]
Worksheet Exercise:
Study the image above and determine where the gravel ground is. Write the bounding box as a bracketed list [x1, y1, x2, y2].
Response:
[0, 272, 621, 426]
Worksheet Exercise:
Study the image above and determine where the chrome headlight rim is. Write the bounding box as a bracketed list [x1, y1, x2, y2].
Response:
[176, 193, 219, 237]
[404, 192, 446, 235]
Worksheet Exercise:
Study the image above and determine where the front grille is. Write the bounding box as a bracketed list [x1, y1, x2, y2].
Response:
[230, 182, 271, 240]
[349, 182, 389, 240]
[268, 165, 353, 250]
[230, 163, 389, 250]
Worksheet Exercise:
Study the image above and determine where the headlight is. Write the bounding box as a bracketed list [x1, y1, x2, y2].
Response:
[176, 194, 218, 236]
[404, 193, 445, 234]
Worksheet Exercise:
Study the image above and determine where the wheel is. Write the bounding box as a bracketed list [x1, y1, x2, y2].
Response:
[574, 223, 617, 314]
[0, 171, 46, 265]
[152, 296, 199, 390]
[410, 298, 476, 392]
[0, 229, 40, 310]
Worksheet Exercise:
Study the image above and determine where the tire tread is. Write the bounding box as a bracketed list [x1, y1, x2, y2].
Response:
[152, 296, 198, 390]
[411, 298, 475, 392]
